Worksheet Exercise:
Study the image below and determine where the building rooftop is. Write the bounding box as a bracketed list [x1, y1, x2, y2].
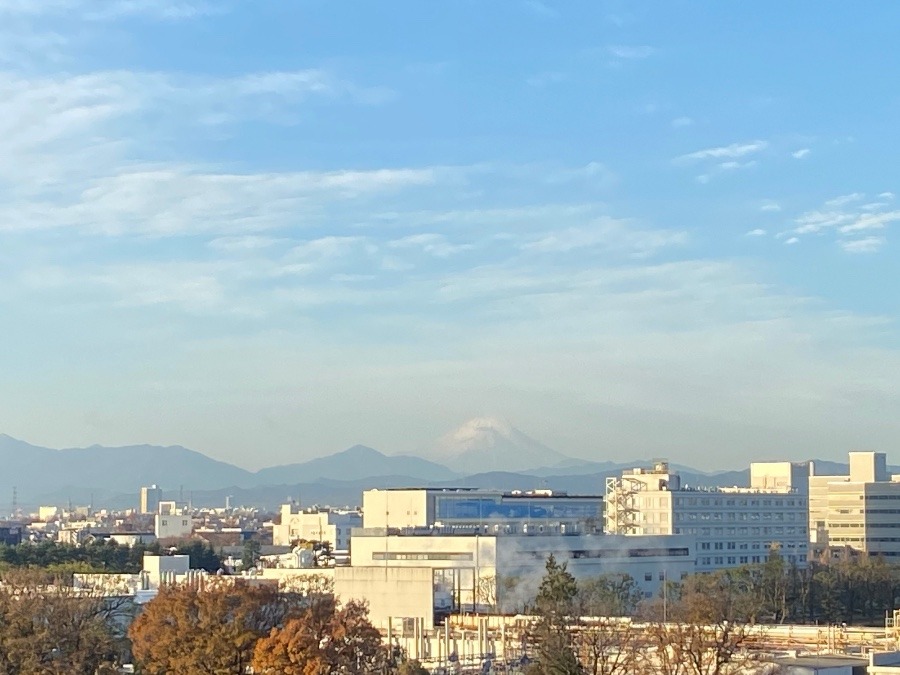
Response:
[370, 487, 602, 498]
[773, 654, 867, 668]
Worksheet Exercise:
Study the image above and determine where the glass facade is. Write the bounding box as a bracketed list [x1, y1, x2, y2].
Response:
[434, 495, 601, 522]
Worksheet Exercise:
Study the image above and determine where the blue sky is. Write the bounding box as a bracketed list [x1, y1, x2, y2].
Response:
[1, 0, 898, 470]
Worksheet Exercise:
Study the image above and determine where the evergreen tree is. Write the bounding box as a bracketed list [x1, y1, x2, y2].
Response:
[528, 554, 584, 675]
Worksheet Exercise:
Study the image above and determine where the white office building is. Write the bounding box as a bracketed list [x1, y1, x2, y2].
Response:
[362, 487, 603, 535]
[810, 451, 900, 558]
[348, 529, 696, 628]
[605, 461, 808, 570]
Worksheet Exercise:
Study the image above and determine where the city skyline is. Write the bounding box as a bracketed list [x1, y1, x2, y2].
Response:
[1, 2, 898, 470]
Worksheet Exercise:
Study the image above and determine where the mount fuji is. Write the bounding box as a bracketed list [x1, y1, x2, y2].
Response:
[421, 417, 572, 474]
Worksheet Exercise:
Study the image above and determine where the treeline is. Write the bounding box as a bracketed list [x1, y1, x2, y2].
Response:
[0, 539, 224, 574]
[523, 551, 900, 675]
[658, 551, 899, 626]
[503, 550, 900, 627]
[0, 570, 427, 675]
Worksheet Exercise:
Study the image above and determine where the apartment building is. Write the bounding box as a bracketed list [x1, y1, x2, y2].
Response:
[605, 461, 808, 570]
[273, 504, 361, 551]
[809, 451, 900, 558]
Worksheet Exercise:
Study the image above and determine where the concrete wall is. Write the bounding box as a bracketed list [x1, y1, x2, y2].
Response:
[335, 566, 436, 630]
[850, 451, 888, 483]
[143, 554, 189, 587]
[154, 513, 192, 539]
[750, 461, 810, 493]
[362, 490, 430, 529]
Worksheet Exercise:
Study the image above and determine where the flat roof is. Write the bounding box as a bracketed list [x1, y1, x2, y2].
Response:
[774, 655, 867, 667]
[370, 488, 603, 498]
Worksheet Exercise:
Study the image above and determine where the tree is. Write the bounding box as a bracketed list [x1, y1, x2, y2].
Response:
[527, 554, 584, 675]
[574, 617, 642, 675]
[252, 597, 389, 674]
[130, 579, 302, 674]
[0, 568, 131, 674]
[577, 574, 642, 617]
[241, 539, 261, 570]
[640, 572, 762, 675]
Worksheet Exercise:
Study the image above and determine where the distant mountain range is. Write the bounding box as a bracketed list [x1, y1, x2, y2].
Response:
[0, 419, 882, 512]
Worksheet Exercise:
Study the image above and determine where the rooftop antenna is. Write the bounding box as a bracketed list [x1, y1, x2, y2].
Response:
[11, 485, 17, 519]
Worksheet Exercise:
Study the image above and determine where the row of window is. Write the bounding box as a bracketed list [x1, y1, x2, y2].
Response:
[698, 555, 800, 566]
[674, 526, 806, 536]
[673, 497, 806, 508]
[676, 511, 796, 522]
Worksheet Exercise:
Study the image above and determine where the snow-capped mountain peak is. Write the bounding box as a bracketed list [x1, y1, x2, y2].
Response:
[424, 417, 570, 474]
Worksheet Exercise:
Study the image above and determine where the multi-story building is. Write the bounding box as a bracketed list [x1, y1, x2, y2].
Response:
[0, 521, 22, 546]
[348, 529, 695, 627]
[273, 504, 361, 551]
[140, 485, 162, 515]
[154, 501, 192, 540]
[605, 461, 809, 570]
[362, 488, 603, 535]
[809, 451, 900, 558]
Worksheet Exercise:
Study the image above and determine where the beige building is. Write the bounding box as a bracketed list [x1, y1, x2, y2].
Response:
[273, 504, 361, 550]
[606, 461, 809, 570]
[810, 451, 900, 558]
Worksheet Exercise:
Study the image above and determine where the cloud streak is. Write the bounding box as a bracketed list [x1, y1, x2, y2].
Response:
[675, 140, 768, 163]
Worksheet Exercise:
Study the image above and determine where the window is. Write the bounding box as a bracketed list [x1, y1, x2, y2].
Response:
[645, 573, 652, 582]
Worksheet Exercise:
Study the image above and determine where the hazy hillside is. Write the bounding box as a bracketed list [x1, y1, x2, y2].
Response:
[253, 445, 456, 484]
[1, 431, 880, 512]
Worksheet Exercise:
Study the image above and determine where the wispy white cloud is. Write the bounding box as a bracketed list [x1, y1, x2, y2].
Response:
[526, 71, 567, 87]
[785, 237, 799, 245]
[825, 193, 864, 208]
[524, 0, 559, 18]
[746, 229, 766, 237]
[671, 116, 693, 128]
[0, 0, 219, 20]
[388, 233, 474, 258]
[760, 201, 781, 212]
[675, 140, 768, 163]
[607, 45, 655, 59]
[838, 210, 900, 234]
[718, 160, 757, 171]
[840, 236, 885, 254]
[781, 193, 899, 252]
[521, 217, 686, 257]
[792, 148, 810, 159]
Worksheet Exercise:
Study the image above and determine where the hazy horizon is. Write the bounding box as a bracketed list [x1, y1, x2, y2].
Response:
[1, 2, 898, 472]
